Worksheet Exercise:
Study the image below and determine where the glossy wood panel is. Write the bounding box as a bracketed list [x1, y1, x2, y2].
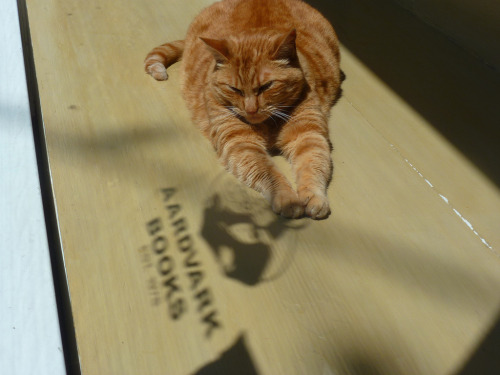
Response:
[25, 0, 500, 373]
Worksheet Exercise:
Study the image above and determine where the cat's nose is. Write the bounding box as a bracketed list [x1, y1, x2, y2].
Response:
[244, 97, 258, 114]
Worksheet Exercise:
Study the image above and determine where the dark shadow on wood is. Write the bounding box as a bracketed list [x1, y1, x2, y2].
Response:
[200, 172, 308, 286]
[455, 314, 500, 375]
[193, 334, 259, 375]
[307, 0, 500, 186]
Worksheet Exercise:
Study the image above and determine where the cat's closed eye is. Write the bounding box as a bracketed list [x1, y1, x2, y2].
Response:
[228, 85, 244, 96]
[258, 81, 273, 94]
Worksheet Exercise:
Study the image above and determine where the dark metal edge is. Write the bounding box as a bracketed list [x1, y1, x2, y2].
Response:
[16, 1, 82, 374]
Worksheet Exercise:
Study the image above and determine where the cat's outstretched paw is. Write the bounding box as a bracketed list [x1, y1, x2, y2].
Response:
[145, 62, 169, 81]
[271, 189, 304, 219]
[298, 188, 331, 220]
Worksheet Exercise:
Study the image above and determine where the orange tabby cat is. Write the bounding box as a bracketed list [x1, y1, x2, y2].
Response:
[145, 0, 343, 219]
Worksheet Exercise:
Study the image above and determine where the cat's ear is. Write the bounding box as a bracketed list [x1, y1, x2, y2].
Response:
[272, 29, 298, 65]
[200, 37, 230, 67]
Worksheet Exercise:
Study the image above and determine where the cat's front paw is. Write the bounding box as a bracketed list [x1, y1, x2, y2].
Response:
[271, 189, 304, 219]
[145, 61, 169, 81]
[298, 188, 331, 220]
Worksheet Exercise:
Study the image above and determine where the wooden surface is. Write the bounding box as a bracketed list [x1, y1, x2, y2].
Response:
[25, 0, 500, 374]
[0, 1, 65, 373]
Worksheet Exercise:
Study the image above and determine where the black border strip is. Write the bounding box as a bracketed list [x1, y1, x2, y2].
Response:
[16, 1, 81, 374]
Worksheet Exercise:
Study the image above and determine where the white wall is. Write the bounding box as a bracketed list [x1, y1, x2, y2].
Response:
[0, 1, 66, 374]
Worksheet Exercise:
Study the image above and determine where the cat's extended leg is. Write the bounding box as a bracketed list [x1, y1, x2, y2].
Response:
[213, 121, 304, 219]
[280, 117, 332, 220]
[144, 40, 185, 81]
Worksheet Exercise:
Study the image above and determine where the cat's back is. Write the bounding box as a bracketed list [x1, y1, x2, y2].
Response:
[185, 0, 336, 46]
[182, 0, 339, 73]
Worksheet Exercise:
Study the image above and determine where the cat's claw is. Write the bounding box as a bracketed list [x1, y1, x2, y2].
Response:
[298, 189, 331, 220]
[146, 62, 169, 81]
[271, 190, 304, 219]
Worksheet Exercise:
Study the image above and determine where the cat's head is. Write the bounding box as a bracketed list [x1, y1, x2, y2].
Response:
[200, 29, 306, 124]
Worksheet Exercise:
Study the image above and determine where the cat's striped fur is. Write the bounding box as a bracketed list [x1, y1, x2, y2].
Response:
[145, 0, 343, 219]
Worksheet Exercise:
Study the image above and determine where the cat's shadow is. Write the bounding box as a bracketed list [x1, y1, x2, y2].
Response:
[200, 173, 309, 286]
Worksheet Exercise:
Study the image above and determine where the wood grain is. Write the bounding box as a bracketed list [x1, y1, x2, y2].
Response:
[25, 0, 500, 374]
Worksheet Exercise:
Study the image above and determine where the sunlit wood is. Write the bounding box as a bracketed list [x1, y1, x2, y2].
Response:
[25, 0, 500, 373]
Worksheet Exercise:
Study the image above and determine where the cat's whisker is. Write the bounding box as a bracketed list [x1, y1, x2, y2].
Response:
[271, 110, 292, 122]
[272, 105, 295, 113]
[268, 114, 278, 127]
[265, 106, 289, 123]
[213, 106, 243, 122]
[271, 112, 288, 122]
[262, 109, 279, 126]
[224, 106, 237, 115]
[277, 109, 292, 118]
